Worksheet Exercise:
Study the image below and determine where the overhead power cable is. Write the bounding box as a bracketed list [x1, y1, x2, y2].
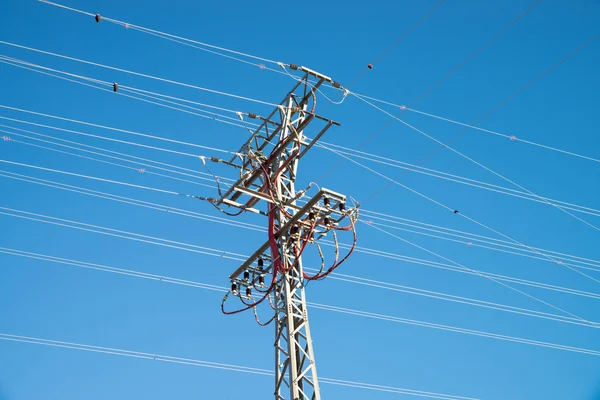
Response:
[5, 147, 599, 278]
[38, 1, 282, 66]
[3, 248, 600, 357]
[0, 40, 280, 107]
[2, 246, 597, 329]
[0, 332, 477, 400]
[360, 209, 600, 270]
[317, 142, 599, 217]
[352, 93, 600, 234]
[365, 218, 600, 273]
[5, 47, 596, 217]
[4, 100, 595, 222]
[3, 199, 600, 326]
[0, 159, 195, 197]
[8, 124, 599, 275]
[2, 170, 597, 302]
[3, 106, 598, 269]
[0, 55, 261, 130]
[318, 0, 543, 178]
[0, 124, 233, 187]
[320, 144, 600, 298]
[0, 105, 237, 156]
[362, 221, 600, 328]
[1, 133, 218, 190]
[362, 31, 600, 204]
[401, 106, 600, 164]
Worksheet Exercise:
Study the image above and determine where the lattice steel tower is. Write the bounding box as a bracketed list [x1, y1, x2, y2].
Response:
[214, 66, 357, 400]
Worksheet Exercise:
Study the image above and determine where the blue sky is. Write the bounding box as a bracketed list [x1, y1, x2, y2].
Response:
[0, 0, 599, 399]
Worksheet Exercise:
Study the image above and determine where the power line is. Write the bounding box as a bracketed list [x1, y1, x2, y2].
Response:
[320, 144, 600, 292]
[0, 56, 259, 129]
[0, 105, 237, 156]
[7, 151, 599, 279]
[318, 0, 543, 178]
[0, 331, 477, 399]
[0, 124, 231, 186]
[0, 159, 192, 197]
[2, 170, 597, 301]
[2, 246, 596, 329]
[363, 31, 600, 204]
[360, 209, 600, 265]
[318, 142, 599, 217]
[1, 133, 218, 190]
[3, 249, 600, 357]
[0, 40, 280, 107]
[365, 219, 600, 273]
[363, 221, 600, 327]
[403, 106, 600, 164]
[38, 1, 283, 66]
[4, 118, 598, 273]
[352, 93, 600, 234]
[4, 109, 598, 274]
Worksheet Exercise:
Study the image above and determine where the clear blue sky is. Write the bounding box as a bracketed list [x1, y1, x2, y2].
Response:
[1, 0, 599, 399]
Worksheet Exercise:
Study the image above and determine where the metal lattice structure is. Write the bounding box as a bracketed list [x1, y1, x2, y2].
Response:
[218, 66, 357, 400]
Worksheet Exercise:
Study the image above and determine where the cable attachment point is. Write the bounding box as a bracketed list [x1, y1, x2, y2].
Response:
[277, 62, 287, 71]
[2, 136, 9, 142]
[399, 105, 406, 111]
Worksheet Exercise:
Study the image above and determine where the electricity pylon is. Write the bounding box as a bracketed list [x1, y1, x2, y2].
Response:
[216, 66, 357, 400]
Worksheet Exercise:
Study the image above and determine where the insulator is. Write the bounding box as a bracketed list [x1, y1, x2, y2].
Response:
[258, 257, 264, 267]
[246, 287, 252, 297]
[339, 202, 346, 211]
[324, 217, 330, 226]
[113, 83, 119, 92]
[323, 197, 331, 207]
[290, 225, 298, 235]
[308, 212, 315, 220]
[243, 270, 250, 281]
[289, 64, 299, 70]
[248, 113, 257, 119]
[231, 282, 238, 295]
[332, 81, 342, 89]
[95, 14, 102, 23]
[258, 275, 265, 286]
